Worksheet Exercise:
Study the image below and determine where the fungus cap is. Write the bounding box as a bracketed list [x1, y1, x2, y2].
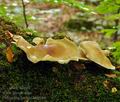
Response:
[80, 41, 115, 70]
[13, 35, 115, 70]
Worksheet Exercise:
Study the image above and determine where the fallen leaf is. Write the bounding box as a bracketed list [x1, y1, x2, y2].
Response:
[116, 66, 120, 70]
[105, 73, 117, 78]
[111, 87, 117, 93]
[117, 66, 120, 68]
[6, 46, 14, 63]
[103, 80, 109, 89]
[5, 31, 13, 38]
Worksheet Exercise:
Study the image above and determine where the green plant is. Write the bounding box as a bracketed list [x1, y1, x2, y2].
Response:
[96, 0, 120, 64]
[96, 0, 120, 41]
[44, 0, 93, 12]
[112, 42, 120, 64]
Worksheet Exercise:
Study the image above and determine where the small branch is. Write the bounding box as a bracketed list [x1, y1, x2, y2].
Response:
[21, 0, 28, 28]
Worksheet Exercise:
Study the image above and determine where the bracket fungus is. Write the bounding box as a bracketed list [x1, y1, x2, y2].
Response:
[12, 35, 115, 70]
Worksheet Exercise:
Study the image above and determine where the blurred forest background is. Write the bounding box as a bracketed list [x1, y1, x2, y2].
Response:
[1, 0, 120, 102]
[0, 0, 120, 63]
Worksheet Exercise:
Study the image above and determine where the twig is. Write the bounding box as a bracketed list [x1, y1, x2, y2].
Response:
[21, 0, 28, 28]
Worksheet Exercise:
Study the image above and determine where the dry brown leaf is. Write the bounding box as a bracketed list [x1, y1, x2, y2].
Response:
[103, 80, 109, 89]
[6, 31, 13, 38]
[105, 73, 117, 78]
[6, 46, 14, 63]
[116, 66, 120, 69]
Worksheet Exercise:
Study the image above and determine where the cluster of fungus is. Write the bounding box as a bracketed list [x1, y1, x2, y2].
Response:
[12, 35, 115, 70]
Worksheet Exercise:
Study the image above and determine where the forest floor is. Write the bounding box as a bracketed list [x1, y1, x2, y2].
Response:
[0, 17, 120, 102]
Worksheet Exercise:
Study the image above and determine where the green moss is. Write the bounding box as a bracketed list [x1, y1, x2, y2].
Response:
[1, 59, 120, 102]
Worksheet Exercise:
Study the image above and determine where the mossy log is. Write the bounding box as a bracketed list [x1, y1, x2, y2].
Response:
[0, 17, 120, 102]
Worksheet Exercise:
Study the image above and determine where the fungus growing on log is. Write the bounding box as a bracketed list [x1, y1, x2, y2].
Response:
[12, 35, 115, 70]
[79, 41, 115, 69]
